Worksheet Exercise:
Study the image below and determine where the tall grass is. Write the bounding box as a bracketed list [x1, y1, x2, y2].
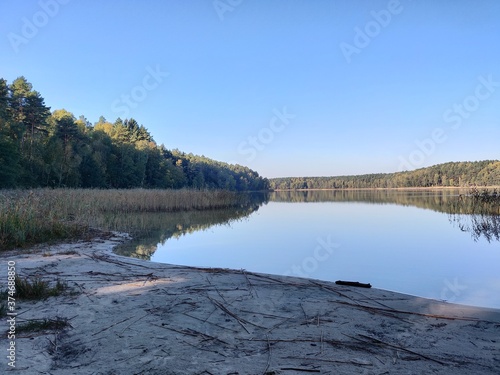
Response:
[0, 190, 83, 249]
[0, 189, 245, 250]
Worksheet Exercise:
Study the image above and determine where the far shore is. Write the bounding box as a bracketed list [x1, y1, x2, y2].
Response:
[1, 233, 499, 374]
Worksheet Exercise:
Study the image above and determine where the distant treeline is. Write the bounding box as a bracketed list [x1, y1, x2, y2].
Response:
[270, 161, 500, 190]
[0, 77, 268, 190]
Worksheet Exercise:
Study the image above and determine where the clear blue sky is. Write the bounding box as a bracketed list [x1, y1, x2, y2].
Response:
[1, 0, 499, 178]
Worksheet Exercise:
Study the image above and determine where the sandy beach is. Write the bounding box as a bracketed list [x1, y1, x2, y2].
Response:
[1, 233, 499, 374]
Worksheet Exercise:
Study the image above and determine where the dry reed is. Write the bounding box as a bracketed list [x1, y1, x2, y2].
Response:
[0, 189, 245, 250]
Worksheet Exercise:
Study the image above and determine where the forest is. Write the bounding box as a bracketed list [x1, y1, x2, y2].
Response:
[0, 76, 269, 191]
[1, 76, 498, 192]
[270, 160, 500, 190]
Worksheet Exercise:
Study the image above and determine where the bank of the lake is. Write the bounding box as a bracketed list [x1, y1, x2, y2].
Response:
[1, 233, 499, 374]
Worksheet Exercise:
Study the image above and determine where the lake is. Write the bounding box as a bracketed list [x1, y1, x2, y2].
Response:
[114, 189, 500, 309]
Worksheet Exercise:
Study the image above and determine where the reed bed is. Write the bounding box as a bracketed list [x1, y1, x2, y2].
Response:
[448, 188, 500, 242]
[0, 189, 245, 250]
[450, 188, 500, 215]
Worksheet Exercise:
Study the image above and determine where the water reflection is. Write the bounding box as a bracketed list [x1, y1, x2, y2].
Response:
[114, 192, 268, 259]
[447, 192, 500, 243]
[115, 189, 499, 260]
[272, 190, 500, 242]
[450, 214, 500, 243]
[111, 189, 500, 309]
[271, 189, 460, 213]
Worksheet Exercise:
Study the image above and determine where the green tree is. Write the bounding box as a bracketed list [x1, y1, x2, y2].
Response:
[0, 79, 9, 121]
[7, 77, 51, 185]
[0, 134, 19, 188]
[49, 110, 82, 186]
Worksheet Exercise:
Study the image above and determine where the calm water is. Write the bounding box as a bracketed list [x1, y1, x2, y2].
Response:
[115, 190, 500, 309]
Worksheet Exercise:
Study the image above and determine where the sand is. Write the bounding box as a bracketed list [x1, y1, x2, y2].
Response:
[1, 233, 499, 374]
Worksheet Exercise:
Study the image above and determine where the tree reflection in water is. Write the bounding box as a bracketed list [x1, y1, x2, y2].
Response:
[112, 189, 500, 260]
[448, 189, 500, 243]
[113, 192, 269, 260]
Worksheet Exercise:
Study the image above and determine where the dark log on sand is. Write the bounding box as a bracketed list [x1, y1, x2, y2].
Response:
[335, 280, 372, 288]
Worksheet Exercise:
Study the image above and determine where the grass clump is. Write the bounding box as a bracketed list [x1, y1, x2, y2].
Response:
[18, 317, 70, 333]
[15, 276, 67, 300]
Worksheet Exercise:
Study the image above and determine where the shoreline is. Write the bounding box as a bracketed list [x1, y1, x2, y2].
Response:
[1, 234, 499, 374]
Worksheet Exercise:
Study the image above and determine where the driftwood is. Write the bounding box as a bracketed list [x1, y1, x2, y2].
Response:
[335, 280, 372, 288]
[344, 333, 450, 366]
